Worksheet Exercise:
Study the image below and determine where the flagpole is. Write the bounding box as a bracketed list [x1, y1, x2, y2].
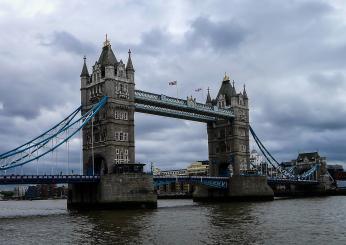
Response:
[176, 83, 179, 99]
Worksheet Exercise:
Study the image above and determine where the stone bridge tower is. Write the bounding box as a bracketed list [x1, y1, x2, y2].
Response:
[80, 37, 135, 175]
[207, 74, 250, 176]
[69, 37, 156, 210]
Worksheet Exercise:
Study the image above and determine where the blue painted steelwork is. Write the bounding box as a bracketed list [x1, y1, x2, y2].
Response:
[0, 174, 318, 187]
[0, 175, 100, 185]
[249, 126, 320, 181]
[267, 177, 318, 185]
[134, 90, 234, 120]
[153, 176, 229, 189]
[0, 97, 108, 170]
[300, 164, 319, 180]
[0, 107, 81, 159]
[153, 175, 318, 190]
[135, 103, 217, 123]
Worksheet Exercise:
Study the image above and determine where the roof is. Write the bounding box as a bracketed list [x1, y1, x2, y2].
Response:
[126, 49, 134, 71]
[216, 78, 234, 105]
[206, 89, 212, 104]
[98, 44, 117, 67]
[297, 152, 320, 162]
[80, 57, 89, 77]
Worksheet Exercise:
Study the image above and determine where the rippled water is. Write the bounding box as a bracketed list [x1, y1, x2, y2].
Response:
[0, 197, 346, 245]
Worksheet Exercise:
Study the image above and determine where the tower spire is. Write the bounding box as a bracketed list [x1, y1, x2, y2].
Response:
[206, 87, 212, 105]
[232, 80, 236, 95]
[103, 33, 110, 47]
[80, 56, 89, 77]
[126, 49, 134, 71]
[243, 84, 248, 98]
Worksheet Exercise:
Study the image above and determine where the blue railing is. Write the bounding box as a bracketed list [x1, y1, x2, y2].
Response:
[0, 175, 100, 185]
[153, 176, 229, 189]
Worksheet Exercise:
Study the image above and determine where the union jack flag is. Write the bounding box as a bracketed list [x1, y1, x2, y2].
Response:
[195, 88, 202, 92]
[169, 81, 177, 85]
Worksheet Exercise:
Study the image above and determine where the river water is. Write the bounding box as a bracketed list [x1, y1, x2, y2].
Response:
[0, 197, 345, 245]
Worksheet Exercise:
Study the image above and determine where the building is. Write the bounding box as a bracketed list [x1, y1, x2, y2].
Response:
[13, 186, 27, 199]
[154, 160, 210, 196]
[327, 164, 344, 179]
[249, 149, 264, 168]
[154, 169, 187, 176]
[187, 161, 209, 176]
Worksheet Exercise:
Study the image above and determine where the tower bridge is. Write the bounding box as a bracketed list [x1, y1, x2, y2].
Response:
[0, 38, 326, 209]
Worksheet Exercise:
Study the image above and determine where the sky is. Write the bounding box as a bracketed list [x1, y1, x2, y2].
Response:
[1, 0, 346, 173]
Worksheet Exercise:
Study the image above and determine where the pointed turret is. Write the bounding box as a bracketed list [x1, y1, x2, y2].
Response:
[80, 56, 89, 77]
[243, 84, 248, 99]
[206, 87, 212, 105]
[232, 80, 236, 95]
[126, 49, 135, 83]
[98, 34, 117, 67]
[126, 49, 134, 71]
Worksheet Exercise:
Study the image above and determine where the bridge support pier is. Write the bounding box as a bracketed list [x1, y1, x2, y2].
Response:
[68, 174, 157, 210]
[227, 175, 274, 201]
[193, 176, 274, 202]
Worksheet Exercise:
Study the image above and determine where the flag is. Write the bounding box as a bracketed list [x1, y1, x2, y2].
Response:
[195, 88, 202, 92]
[169, 81, 177, 85]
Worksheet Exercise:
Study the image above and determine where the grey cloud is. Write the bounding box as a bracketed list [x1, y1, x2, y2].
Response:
[186, 16, 248, 51]
[1, 0, 346, 171]
[39, 31, 97, 55]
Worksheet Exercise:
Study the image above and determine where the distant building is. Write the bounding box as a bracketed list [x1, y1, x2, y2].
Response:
[187, 161, 209, 176]
[154, 160, 210, 196]
[327, 164, 344, 180]
[249, 149, 264, 167]
[25, 186, 39, 200]
[24, 184, 67, 200]
[296, 152, 326, 167]
[13, 186, 27, 199]
[154, 169, 187, 176]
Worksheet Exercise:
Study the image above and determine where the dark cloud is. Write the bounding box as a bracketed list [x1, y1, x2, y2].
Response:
[186, 16, 248, 51]
[39, 31, 97, 56]
[1, 0, 346, 173]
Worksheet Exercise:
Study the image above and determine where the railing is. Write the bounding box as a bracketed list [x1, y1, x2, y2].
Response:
[153, 176, 229, 189]
[0, 175, 101, 185]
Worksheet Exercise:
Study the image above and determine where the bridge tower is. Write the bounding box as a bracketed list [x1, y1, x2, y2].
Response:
[194, 74, 273, 201]
[68, 37, 156, 209]
[80, 38, 135, 175]
[207, 74, 249, 176]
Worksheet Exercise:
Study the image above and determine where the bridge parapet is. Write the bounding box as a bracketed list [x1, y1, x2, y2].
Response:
[153, 176, 229, 189]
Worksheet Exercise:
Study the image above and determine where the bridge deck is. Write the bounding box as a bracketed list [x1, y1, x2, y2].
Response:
[134, 90, 234, 121]
[0, 175, 319, 187]
[0, 175, 100, 185]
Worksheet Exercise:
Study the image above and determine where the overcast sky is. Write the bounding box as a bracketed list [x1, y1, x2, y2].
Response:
[1, 0, 346, 173]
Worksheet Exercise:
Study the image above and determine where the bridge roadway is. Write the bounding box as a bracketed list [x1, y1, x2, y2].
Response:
[0, 175, 318, 188]
[0, 175, 100, 185]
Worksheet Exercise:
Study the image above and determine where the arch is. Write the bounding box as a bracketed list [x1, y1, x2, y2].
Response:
[86, 154, 108, 175]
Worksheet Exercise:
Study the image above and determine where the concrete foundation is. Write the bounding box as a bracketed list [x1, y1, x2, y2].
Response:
[193, 175, 274, 202]
[68, 174, 157, 210]
[228, 175, 274, 201]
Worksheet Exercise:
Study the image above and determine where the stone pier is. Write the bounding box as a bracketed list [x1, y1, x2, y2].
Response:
[193, 176, 274, 202]
[68, 173, 157, 210]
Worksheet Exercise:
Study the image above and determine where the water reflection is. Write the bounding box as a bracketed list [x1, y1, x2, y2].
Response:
[1, 198, 346, 245]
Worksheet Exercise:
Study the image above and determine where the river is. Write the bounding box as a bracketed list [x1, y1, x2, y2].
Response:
[0, 197, 345, 245]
